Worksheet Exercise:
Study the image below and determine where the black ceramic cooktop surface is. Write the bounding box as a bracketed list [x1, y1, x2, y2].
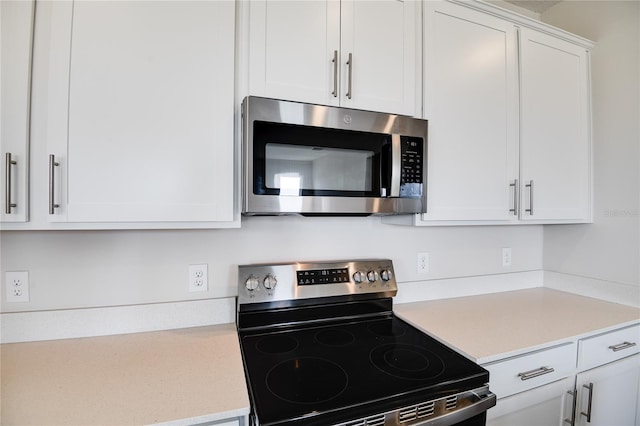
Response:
[239, 315, 488, 426]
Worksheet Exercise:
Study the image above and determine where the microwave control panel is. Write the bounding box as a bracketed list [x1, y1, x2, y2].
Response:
[399, 137, 424, 198]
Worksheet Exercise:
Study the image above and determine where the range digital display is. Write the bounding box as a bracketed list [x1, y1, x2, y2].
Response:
[297, 268, 350, 285]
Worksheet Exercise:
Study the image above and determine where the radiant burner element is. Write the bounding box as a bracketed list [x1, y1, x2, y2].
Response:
[266, 358, 349, 404]
[370, 344, 445, 380]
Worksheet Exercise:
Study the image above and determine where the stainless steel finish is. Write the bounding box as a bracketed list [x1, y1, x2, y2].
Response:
[581, 383, 594, 422]
[608, 341, 637, 352]
[242, 96, 428, 215]
[49, 154, 60, 214]
[517, 366, 555, 381]
[509, 179, 519, 215]
[237, 259, 397, 305]
[331, 50, 338, 97]
[390, 134, 402, 197]
[332, 386, 496, 426]
[346, 52, 353, 99]
[525, 180, 534, 215]
[564, 389, 577, 425]
[5, 153, 17, 214]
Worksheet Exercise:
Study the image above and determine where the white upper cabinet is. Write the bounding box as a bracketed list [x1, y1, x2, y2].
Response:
[0, 0, 35, 223]
[248, 1, 340, 107]
[45, 1, 236, 225]
[422, 1, 518, 221]
[246, 0, 418, 116]
[519, 27, 591, 222]
[385, 1, 593, 227]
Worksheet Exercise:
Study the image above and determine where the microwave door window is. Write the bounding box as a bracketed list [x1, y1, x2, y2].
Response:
[265, 144, 374, 195]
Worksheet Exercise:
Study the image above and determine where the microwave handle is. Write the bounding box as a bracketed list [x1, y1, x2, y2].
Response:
[390, 134, 401, 197]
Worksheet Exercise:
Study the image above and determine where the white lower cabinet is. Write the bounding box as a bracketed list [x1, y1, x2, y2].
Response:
[487, 377, 574, 426]
[575, 354, 640, 426]
[486, 324, 640, 425]
[574, 324, 640, 426]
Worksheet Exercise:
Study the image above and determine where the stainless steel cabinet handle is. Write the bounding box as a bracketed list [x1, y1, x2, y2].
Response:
[49, 154, 60, 214]
[525, 180, 534, 215]
[581, 383, 594, 423]
[346, 52, 353, 99]
[5, 152, 17, 214]
[517, 366, 555, 381]
[331, 50, 338, 98]
[509, 179, 519, 215]
[564, 389, 577, 426]
[608, 341, 637, 352]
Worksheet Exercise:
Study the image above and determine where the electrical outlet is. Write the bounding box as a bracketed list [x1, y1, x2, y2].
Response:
[188, 264, 208, 292]
[502, 248, 512, 267]
[5, 271, 29, 302]
[417, 252, 429, 274]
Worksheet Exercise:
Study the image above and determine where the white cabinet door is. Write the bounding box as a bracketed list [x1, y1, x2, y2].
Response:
[47, 0, 235, 223]
[247, 0, 417, 116]
[248, 0, 341, 107]
[0, 0, 34, 223]
[340, 0, 417, 115]
[421, 1, 518, 221]
[487, 377, 575, 426]
[519, 27, 591, 221]
[575, 354, 640, 426]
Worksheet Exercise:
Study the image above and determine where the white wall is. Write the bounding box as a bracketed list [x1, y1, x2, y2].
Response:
[0, 220, 543, 312]
[541, 2, 640, 292]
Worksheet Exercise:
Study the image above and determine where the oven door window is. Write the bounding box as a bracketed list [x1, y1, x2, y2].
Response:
[253, 121, 390, 197]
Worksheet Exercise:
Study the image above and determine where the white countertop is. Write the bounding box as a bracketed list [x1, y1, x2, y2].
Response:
[0, 324, 249, 425]
[395, 288, 640, 364]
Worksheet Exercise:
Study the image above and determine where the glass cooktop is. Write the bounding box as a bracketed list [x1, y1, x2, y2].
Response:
[239, 315, 488, 425]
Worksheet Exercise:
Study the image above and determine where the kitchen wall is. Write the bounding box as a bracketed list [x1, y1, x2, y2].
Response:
[540, 1, 640, 301]
[1, 221, 542, 313]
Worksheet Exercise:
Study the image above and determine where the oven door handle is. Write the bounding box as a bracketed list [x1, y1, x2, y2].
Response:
[415, 388, 496, 426]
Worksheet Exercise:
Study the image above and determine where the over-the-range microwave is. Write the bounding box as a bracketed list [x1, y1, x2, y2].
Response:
[242, 96, 428, 216]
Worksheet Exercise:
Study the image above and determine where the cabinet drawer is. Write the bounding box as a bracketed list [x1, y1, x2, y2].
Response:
[483, 343, 576, 398]
[578, 324, 640, 371]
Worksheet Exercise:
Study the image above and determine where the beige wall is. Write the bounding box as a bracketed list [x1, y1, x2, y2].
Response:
[542, 2, 640, 288]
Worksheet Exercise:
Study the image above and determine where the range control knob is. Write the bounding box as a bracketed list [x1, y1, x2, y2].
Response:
[380, 269, 393, 282]
[353, 271, 365, 284]
[245, 276, 260, 292]
[263, 274, 277, 290]
[367, 270, 379, 283]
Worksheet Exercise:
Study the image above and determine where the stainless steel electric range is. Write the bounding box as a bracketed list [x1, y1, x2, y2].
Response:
[236, 259, 496, 426]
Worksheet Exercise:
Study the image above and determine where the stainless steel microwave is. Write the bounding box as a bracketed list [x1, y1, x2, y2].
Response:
[242, 96, 428, 216]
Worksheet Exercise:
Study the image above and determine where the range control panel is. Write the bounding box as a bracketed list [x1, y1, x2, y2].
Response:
[237, 259, 397, 305]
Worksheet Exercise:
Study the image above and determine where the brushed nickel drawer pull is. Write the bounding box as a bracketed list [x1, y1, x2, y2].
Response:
[509, 179, 519, 215]
[331, 50, 338, 97]
[346, 52, 353, 99]
[525, 179, 534, 215]
[49, 154, 60, 214]
[517, 366, 555, 381]
[563, 389, 576, 426]
[5, 152, 17, 214]
[608, 341, 637, 352]
[580, 383, 594, 422]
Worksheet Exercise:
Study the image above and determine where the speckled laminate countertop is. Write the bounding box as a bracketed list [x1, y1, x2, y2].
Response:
[0, 324, 249, 425]
[395, 288, 640, 364]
